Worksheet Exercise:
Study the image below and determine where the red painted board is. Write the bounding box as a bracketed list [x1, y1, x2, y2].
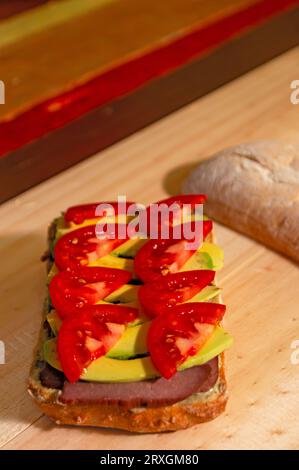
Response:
[0, 0, 298, 158]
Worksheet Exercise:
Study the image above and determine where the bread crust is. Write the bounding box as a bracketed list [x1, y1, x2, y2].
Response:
[28, 223, 228, 433]
[28, 354, 227, 433]
[183, 141, 299, 263]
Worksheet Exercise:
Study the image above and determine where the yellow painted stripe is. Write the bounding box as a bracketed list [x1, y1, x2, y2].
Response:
[0, 0, 256, 121]
[0, 0, 117, 50]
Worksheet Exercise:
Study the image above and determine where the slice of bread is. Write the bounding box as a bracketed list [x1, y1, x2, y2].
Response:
[28, 220, 228, 433]
[183, 141, 299, 263]
[28, 353, 227, 432]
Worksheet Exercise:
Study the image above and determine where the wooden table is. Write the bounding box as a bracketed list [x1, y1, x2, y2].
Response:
[1, 47, 299, 450]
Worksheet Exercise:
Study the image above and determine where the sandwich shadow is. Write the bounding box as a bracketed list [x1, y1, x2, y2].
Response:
[162, 161, 200, 197]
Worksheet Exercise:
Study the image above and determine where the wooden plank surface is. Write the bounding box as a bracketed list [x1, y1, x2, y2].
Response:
[0, 0, 252, 120]
[1, 0, 299, 203]
[0, 1, 49, 20]
[2, 5, 299, 204]
[0, 47, 299, 450]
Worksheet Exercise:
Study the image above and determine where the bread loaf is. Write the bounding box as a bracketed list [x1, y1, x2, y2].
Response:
[183, 141, 299, 263]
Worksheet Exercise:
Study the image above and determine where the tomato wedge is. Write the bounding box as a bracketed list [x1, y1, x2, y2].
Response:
[54, 224, 128, 271]
[58, 304, 137, 382]
[49, 267, 131, 319]
[65, 202, 135, 225]
[134, 220, 212, 283]
[138, 270, 215, 318]
[147, 302, 226, 379]
[152, 195, 207, 208]
[145, 195, 207, 236]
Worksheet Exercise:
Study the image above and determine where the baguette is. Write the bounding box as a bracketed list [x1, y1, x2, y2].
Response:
[28, 219, 228, 433]
[183, 141, 299, 263]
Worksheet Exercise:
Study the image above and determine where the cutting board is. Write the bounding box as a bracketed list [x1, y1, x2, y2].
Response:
[0, 47, 299, 450]
[1, 0, 299, 202]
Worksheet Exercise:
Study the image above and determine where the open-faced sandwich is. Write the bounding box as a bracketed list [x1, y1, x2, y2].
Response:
[28, 195, 233, 433]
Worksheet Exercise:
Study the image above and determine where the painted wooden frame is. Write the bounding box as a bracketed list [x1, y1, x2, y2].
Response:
[0, 0, 299, 202]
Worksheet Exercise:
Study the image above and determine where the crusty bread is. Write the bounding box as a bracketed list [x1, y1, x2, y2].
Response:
[183, 141, 299, 263]
[28, 223, 228, 433]
[28, 352, 227, 433]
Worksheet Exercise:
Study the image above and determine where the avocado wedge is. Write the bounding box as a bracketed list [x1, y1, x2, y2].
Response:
[108, 322, 149, 358]
[46, 285, 221, 340]
[111, 238, 147, 258]
[43, 326, 233, 382]
[47, 240, 224, 286]
[88, 242, 224, 273]
[89, 254, 135, 272]
[46, 315, 149, 357]
[104, 284, 139, 303]
[181, 242, 224, 271]
[54, 215, 133, 241]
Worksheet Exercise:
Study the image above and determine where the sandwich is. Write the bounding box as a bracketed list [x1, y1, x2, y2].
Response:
[28, 195, 233, 433]
[183, 141, 299, 263]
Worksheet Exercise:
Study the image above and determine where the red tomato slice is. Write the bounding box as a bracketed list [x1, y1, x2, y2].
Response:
[138, 270, 215, 318]
[145, 195, 207, 235]
[58, 305, 137, 382]
[152, 195, 207, 207]
[49, 267, 131, 319]
[78, 303, 138, 324]
[65, 201, 135, 225]
[134, 220, 212, 283]
[147, 302, 226, 379]
[54, 224, 128, 271]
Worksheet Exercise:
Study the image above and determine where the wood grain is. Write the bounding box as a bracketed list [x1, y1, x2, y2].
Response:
[0, 0, 117, 51]
[2, 4, 299, 203]
[0, 47, 299, 449]
[0, 0, 251, 120]
[0, 1, 49, 20]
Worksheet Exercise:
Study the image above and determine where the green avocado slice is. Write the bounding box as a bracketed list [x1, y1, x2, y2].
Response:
[46, 315, 149, 357]
[53, 215, 210, 245]
[111, 238, 147, 258]
[89, 254, 135, 272]
[187, 285, 221, 303]
[181, 242, 224, 271]
[47, 310, 61, 336]
[104, 284, 139, 303]
[47, 264, 59, 285]
[107, 322, 149, 358]
[46, 285, 221, 341]
[46, 241, 224, 286]
[47, 240, 223, 290]
[43, 326, 233, 383]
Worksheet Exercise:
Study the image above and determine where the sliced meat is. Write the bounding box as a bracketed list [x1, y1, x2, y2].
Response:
[60, 357, 218, 407]
[40, 363, 64, 389]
